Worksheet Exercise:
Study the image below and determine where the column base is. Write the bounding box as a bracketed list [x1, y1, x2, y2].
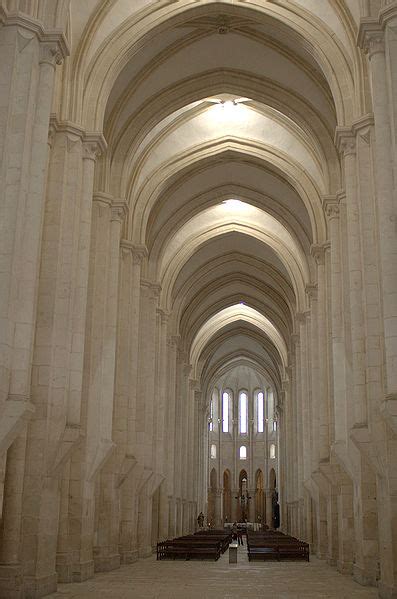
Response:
[327, 557, 337, 567]
[70, 560, 94, 582]
[316, 551, 327, 560]
[378, 582, 397, 599]
[23, 573, 58, 599]
[0, 564, 24, 599]
[138, 546, 153, 558]
[337, 559, 353, 575]
[94, 554, 120, 573]
[120, 550, 139, 564]
[55, 562, 73, 584]
[353, 564, 377, 587]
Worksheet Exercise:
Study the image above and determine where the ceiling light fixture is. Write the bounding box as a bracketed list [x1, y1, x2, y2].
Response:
[222, 199, 246, 208]
[206, 97, 251, 107]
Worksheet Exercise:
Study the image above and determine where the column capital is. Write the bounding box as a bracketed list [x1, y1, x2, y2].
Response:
[310, 243, 328, 265]
[156, 307, 169, 325]
[133, 244, 148, 265]
[352, 113, 374, 133]
[281, 377, 290, 393]
[189, 378, 200, 391]
[358, 19, 385, 57]
[379, 4, 397, 27]
[48, 115, 86, 148]
[183, 363, 193, 377]
[82, 133, 107, 161]
[141, 279, 162, 299]
[323, 195, 340, 220]
[194, 390, 203, 406]
[352, 114, 374, 146]
[334, 127, 356, 156]
[296, 311, 308, 324]
[111, 200, 128, 223]
[0, 12, 69, 60]
[93, 191, 112, 208]
[39, 40, 64, 67]
[120, 240, 148, 263]
[305, 283, 318, 302]
[168, 334, 181, 349]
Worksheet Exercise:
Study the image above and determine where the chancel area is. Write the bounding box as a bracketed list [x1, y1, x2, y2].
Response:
[0, 0, 397, 598]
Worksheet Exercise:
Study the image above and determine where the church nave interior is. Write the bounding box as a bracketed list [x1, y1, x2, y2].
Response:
[0, 1, 396, 597]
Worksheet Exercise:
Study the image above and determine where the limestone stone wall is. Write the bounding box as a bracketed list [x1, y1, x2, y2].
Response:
[0, 2, 396, 599]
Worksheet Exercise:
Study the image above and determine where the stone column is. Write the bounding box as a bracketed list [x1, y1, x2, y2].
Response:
[327, 487, 339, 566]
[382, 5, 397, 190]
[91, 199, 127, 573]
[291, 335, 303, 515]
[137, 485, 153, 558]
[359, 23, 397, 423]
[153, 310, 169, 483]
[265, 489, 273, 528]
[158, 483, 170, 541]
[117, 243, 147, 565]
[136, 281, 160, 557]
[168, 496, 176, 539]
[289, 342, 299, 520]
[230, 489, 238, 523]
[324, 196, 348, 444]
[306, 285, 319, 472]
[297, 312, 310, 539]
[164, 336, 179, 502]
[0, 18, 67, 418]
[214, 490, 222, 528]
[173, 354, 184, 524]
[67, 137, 106, 425]
[175, 498, 182, 537]
[335, 130, 368, 426]
[310, 244, 330, 462]
[181, 366, 191, 515]
[192, 391, 201, 515]
[52, 135, 104, 584]
[0, 431, 28, 597]
[0, 29, 67, 595]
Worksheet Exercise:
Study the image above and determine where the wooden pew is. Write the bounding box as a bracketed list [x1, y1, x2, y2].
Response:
[157, 534, 226, 561]
[246, 531, 309, 562]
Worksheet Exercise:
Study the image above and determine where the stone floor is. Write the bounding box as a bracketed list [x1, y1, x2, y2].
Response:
[49, 545, 378, 599]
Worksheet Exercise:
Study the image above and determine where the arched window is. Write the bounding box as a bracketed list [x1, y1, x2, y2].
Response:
[267, 388, 274, 427]
[222, 391, 229, 432]
[210, 444, 217, 459]
[209, 397, 214, 431]
[257, 391, 264, 433]
[269, 443, 276, 459]
[239, 445, 247, 460]
[273, 420, 277, 432]
[239, 391, 248, 434]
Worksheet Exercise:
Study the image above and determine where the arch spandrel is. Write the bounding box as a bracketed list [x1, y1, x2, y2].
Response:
[133, 140, 327, 248]
[70, 1, 365, 129]
[130, 104, 325, 195]
[105, 71, 341, 199]
[156, 205, 309, 314]
[172, 262, 295, 343]
[189, 304, 288, 380]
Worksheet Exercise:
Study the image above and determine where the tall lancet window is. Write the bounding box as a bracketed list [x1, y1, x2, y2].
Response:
[239, 391, 248, 434]
[240, 445, 247, 460]
[209, 397, 214, 431]
[210, 444, 217, 459]
[222, 391, 229, 432]
[257, 391, 264, 433]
